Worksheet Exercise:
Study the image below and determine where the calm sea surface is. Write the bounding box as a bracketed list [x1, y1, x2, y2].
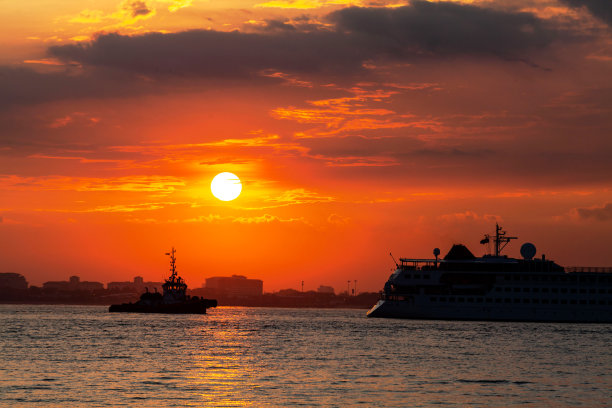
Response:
[0, 305, 610, 407]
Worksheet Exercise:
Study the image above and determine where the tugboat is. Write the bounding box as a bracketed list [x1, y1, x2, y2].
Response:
[109, 248, 217, 314]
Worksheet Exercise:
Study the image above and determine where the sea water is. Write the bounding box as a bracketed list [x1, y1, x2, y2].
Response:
[0, 305, 610, 407]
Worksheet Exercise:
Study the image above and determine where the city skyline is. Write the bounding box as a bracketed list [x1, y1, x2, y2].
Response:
[1, 271, 353, 295]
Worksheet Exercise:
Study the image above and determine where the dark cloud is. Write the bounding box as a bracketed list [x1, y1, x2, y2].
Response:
[258, 2, 557, 59]
[261, 19, 297, 32]
[48, 30, 365, 78]
[0, 66, 166, 110]
[0, 2, 586, 109]
[559, 0, 612, 26]
[576, 203, 612, 221]
[126, 0, 153, 17]
[49, 3, 559, 78]
[328, 1, 555, 59]
[0, 67, 102, 107]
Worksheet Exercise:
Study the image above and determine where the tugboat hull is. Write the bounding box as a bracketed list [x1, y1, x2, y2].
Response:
[109, 299, 217, 314]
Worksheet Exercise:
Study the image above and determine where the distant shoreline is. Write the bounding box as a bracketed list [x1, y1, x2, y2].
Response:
[0, 287, 380, 309]
[0, 300, 373, 310]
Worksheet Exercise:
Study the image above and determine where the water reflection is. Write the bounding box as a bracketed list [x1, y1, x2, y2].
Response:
[185, 314, 256, 407]
[0, 305, 610, 407]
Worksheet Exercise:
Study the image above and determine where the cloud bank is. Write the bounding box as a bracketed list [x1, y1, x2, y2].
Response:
[2, 1, 581, 109]
[49, 2, 558, 77]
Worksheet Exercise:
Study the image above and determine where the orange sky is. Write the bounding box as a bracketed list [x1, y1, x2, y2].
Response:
[1, 0, 611, 292]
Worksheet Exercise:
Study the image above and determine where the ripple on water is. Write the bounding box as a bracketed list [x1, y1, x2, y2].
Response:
[0, 305, 610, 407]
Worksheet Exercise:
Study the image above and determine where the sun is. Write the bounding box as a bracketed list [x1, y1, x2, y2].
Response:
[211, 172, 242, 201]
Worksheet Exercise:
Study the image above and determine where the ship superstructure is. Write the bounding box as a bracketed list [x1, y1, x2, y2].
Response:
[161, 248, 188, 304]
[367, 225, 612, 322]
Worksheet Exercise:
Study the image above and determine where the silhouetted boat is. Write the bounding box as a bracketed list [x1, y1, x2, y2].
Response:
[368, 224, 612, 322]
[109, 248, 217, 314]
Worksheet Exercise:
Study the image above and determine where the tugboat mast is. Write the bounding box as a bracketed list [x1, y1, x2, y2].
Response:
[167, 247, 177, 279]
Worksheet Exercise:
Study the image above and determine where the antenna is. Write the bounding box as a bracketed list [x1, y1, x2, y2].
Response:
[167, 247, 177, 278]
[389, 252, 399, 267]
[433, 248, 440, 267]
[494, 224, 517, 256]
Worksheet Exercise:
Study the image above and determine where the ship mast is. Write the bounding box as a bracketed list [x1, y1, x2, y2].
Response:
[162, 247, 187, 297]
[494, 224, 516, 256]
[481, 224, 517, 256]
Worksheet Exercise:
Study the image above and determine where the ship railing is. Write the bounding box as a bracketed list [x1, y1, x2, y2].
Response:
[398, 258, 438, 270]
[565, 267, 612, 273]
[379, 291, 405, 301]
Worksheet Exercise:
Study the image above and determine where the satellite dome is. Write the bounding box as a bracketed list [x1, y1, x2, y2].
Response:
[520, 243, 536, 260]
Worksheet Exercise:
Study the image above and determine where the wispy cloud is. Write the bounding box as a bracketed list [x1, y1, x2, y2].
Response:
[271, 87, 429, 138]
[315, 155, 398, 167]
[574, 203, 612, 221]
[265, 188, 335, 205]
[68, 0, 155, 28]
[0, 175, 184, 194]
[438, 211, 501, 223]
[327, 213, 350, 224]
[255, 0, 404, 9]
[147, 213, 309, 224]
[162, 0, 193, 12]
[232, 214, 307, 224]
[84, 202, 166, 213]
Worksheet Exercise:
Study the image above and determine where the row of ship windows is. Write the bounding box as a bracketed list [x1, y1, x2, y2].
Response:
[404, 274, 430, 280]
[403, 273, 610, 284]
[495, 287, 611, 294]
[428, 297, 611, 306]
[502, 275, 609, 283]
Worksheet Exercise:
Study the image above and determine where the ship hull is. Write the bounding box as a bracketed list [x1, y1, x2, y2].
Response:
[369, 226, 612, 323]
[367, 298, 612, 323]
[109, 299, 217, 314]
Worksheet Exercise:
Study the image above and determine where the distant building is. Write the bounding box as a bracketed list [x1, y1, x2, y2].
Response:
[317, 285, 335, 294]
[205, 275, 263, 297]
[107, 276, 163, 293]
[0, 273, 28, 290]
[276, 288, 302, 297]
[43, 276, 103, 291]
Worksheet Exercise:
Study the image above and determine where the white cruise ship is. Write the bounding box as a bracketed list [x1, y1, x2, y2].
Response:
[367, 225, 612, 323]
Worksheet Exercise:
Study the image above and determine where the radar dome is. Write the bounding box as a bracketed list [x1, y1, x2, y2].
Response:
[520, 243, 536, 260]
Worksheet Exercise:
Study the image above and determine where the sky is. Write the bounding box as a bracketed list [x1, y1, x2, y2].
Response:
[1, 0, 611, 293]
